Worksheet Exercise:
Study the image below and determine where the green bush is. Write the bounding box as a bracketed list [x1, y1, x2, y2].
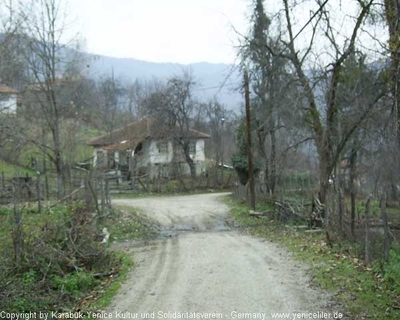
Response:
[165, 180, 179, 193]
[12, 298, 33, 312]
[52, 272, 97, 295]
[0, 207, 11, 215]
[22, 270, 38, 286]
[375, 249, 400, 293]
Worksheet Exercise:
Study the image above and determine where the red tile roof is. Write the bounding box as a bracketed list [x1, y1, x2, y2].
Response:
[88, 118, 210, 150]
[0, 85, 17, 94]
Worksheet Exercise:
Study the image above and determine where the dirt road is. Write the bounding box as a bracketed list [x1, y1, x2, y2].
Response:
[108, 193, 332, 320]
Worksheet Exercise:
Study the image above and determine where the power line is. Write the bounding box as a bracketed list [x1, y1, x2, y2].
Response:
[292, 0, 329, 42]
[193, 82, 242, 92]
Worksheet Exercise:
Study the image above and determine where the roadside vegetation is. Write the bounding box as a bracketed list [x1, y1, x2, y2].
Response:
[226, 196, 400, 319]
[0, 202, 153, 312]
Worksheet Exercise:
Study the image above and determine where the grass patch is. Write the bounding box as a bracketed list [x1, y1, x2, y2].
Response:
[0, 159, 36, 177]
[101, 205, 157, 241]
[89, 252, 132, 310]
[226, 196, 400, 320]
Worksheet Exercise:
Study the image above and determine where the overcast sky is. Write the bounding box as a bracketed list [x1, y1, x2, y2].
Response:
[67, 0, 252, 64]
[63, 0, 387, 66]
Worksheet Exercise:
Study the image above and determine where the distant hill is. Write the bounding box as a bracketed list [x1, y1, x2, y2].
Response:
[0, 32, 243, 111]
[87, 54, 243, 112]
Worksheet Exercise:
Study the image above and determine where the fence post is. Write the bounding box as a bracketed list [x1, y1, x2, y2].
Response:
[25, 173, 32, 200]
[37, 172, 42, 214]
[365, 195, 371, 264]
[100, 174, 105, 216]
[381, 194, 391, 260]
[105, 177, 110, 206]
[45, 173, 49, 200]
[338, 188, 343, 233]
[84, 171, 92, 211]
[12, 180, 22, 269]
[85, 170, 100, 215]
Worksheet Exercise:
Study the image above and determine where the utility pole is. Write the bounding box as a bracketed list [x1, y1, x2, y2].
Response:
[244, 70, 255, 209]
[221, 116, 225, 185]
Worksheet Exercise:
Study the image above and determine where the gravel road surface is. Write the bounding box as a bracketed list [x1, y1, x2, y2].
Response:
[108, 193, 332, 320]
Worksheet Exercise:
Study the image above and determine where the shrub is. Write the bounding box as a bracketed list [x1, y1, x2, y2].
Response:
[22, 270, 37, 286]
[52, 272, 97, 295]
[375, 249, 400, 293]
[0, 203, 115, 311]
[165, 180, 179, 193]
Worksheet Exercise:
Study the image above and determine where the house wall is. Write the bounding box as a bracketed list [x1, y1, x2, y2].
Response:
[194, 139, 206, 175]
[193, 139, 205, 161]
[93, 148, 120, 169]
[149, 140, 173, 164]
[0, 93, 17, 114]
[92, 139, 208, 179]
[93, 148, 100, 165]
[145, 140, 173, 178]
[135, 141, 151, 169]
[145, 139, 206, 178]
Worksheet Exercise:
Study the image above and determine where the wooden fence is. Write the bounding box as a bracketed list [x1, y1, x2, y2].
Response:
[106, 168, 236, 194]
[0, 168, 111, 216]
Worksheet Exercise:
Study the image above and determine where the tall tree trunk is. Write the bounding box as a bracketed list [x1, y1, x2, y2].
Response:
[384, 0, 400, 147]
[264, 162, 270, 194]
[318, 150, 332, 218]
[381, 193, 391, 260]
[256, 129, 269, 193]
[269, 124, 276, 195]
[349, 141, 357, 239]
[183, 144, 196, 180]
[52, 122, 64, 199]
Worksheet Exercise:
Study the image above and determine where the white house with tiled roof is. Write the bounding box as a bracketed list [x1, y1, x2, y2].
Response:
[88, 118, 211, 179]
[0, 85, 18, 114]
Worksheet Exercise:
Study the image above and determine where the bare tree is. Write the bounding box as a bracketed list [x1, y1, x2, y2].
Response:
[144, 71, 200, 179]
[19, 0, 79, 198]
[96, 72, 125, 135]
[0, 0, 26, 90]
[243, 0, 300, 195]
[275, 0, 385, 214]
[123, 79, 144, 121]
[204, 99, 227, 183]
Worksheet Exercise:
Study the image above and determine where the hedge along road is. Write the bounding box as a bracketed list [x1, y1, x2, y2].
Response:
[109, 193, 332, 320]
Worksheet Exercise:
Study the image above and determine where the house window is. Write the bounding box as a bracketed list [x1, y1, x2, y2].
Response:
[157, 142, 168, 154]
[96, 151, 105, 166]
[174, 143, 182, 156]
[189, 142, 196, 154]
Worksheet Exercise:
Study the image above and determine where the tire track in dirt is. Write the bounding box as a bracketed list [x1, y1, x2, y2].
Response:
[109, 194, 332, 319]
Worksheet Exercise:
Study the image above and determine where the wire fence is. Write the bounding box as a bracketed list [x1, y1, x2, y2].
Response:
[233, 170, 400, 263]
[233, 171, 319, 201]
